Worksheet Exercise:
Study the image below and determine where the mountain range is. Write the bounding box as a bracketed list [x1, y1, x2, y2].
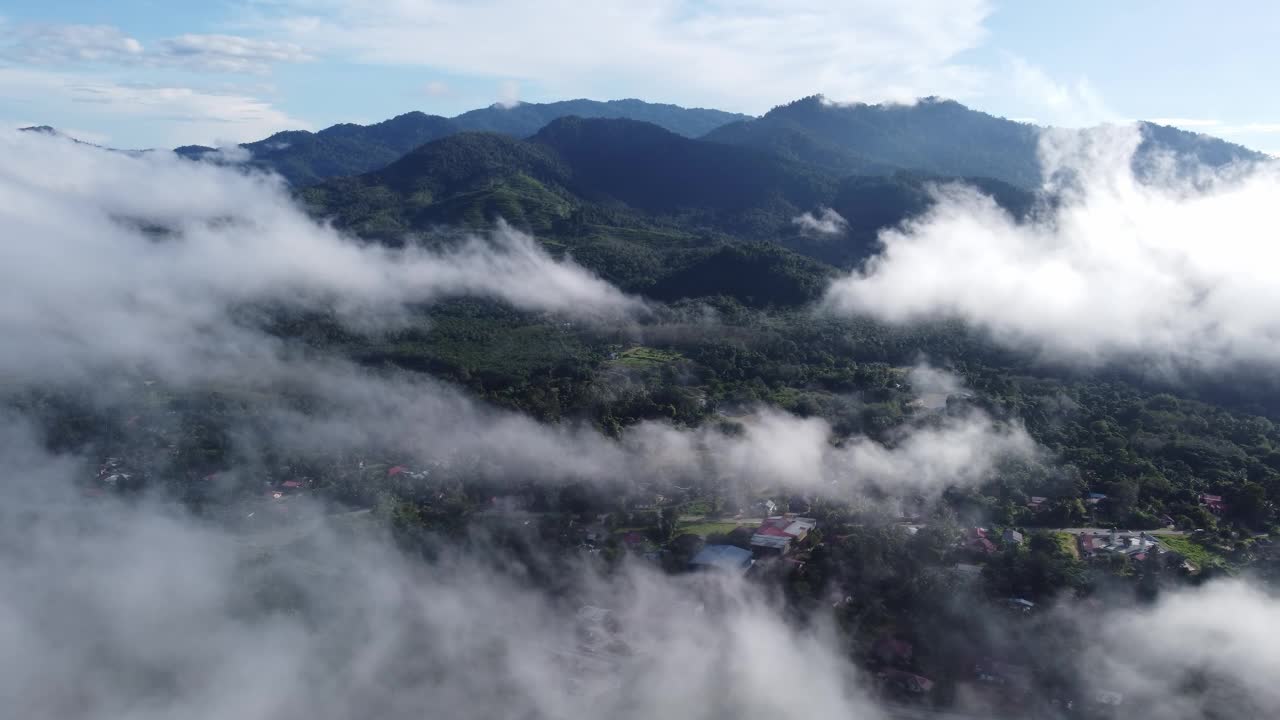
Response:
[27, 95, 1270, 308]
[299, 115, 1031, 306]
[173, 99, 751, 186]
[281, 96, 1265, 307]
[169, 95, 1263, 188]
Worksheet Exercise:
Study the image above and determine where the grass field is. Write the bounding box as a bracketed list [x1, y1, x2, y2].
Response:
[1159, 535, 1226, 571]
[677, 520, 754, 537]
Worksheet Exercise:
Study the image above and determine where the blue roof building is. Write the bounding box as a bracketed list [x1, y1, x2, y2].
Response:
[689, 544, 754, 574]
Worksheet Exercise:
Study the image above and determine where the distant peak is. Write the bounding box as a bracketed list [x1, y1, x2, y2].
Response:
[19, 125, 59, 135]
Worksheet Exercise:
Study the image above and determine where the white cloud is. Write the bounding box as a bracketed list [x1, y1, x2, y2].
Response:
[259, 0, 992, 113]
[0, 419, 893, 720]
[2, 23, 310, 74]
[792, 207, 848, 235]
[1, 23, 143, 64]
[1003, 56, 1114, 128]
[1080, 580, 1280, 719]
[0, 66, 308, 145]
[823, 123, 1280, 370]
[155, 34, 312, 74]
[497, 79, 521, 108]
[0, 131, 643, 384]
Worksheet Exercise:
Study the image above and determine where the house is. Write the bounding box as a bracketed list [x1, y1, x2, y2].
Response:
[1079, 530, 1161, 559]
[1199, 493, 1228, 514]
[966, 527, 997, 555]
[689, 544, 754, 574]
[1026, 496, 1048, 510]
[1078, 532, 1103, 557]
[750, 515, 818, 555]
[1003, 529, 1024, 546]
[1087, 492, 1108, 505]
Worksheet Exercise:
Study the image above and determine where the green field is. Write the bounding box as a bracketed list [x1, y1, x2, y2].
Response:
[1159, 536, 1226, 571]
[677, 520, 755, 537]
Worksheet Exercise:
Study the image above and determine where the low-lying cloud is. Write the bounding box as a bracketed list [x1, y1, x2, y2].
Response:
[792, 207, 849, 235]
[0, 129, 1030, 502]
[824, 123, 1280, 370]
[231, 362, 1034, 499]
[0, 131, 642, 384]
[0, 419, 888, 720]
[1078, 579, 1280, 719]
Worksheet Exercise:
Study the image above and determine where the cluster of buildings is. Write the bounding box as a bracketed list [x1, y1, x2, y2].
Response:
[689, 513, 819, 575]
[749, 515, 817, 555]
[1077, 529, 1161, 561]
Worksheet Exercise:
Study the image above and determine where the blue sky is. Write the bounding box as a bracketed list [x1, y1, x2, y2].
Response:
[2, 1, 1277, 153]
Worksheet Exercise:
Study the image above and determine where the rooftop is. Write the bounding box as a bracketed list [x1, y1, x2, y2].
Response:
[690, 544, 754, 573]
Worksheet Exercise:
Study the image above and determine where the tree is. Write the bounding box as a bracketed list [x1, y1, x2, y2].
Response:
[1103, 479, 1139, 519]
[1044, 497, 1087, 527]
[1230, 482, 1270, 529]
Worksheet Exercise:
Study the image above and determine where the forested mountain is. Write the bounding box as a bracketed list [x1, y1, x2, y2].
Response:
[529, 116, 834, 216]
[704, 95, 1265, 189]
[451, 98, 751, 138]
[303, 117, 1035, 307]
[173, 100, 749, 186]
[167, 94, 1266, 190]
[176, 112, 462, 185]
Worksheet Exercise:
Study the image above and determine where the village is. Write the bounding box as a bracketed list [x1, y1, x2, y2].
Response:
[74, 447, 1276, 718]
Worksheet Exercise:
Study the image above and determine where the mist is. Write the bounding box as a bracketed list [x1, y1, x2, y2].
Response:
[0, 419, 892, 720]
[0, 129, 1034, 502]
[823, 124, 1280, 371]
[0, 131, 642, 385]
[792, 207, 849, 235]
[1074, 579, 1280, 719]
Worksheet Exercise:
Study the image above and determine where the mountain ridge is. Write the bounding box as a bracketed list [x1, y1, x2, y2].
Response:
[704, 94, 1266, 189]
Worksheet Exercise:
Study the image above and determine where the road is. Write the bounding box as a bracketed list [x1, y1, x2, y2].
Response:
[1049, 526, 1185, 536]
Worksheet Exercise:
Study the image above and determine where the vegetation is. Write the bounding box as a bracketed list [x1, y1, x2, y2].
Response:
[1159, 535, 1228, 572]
